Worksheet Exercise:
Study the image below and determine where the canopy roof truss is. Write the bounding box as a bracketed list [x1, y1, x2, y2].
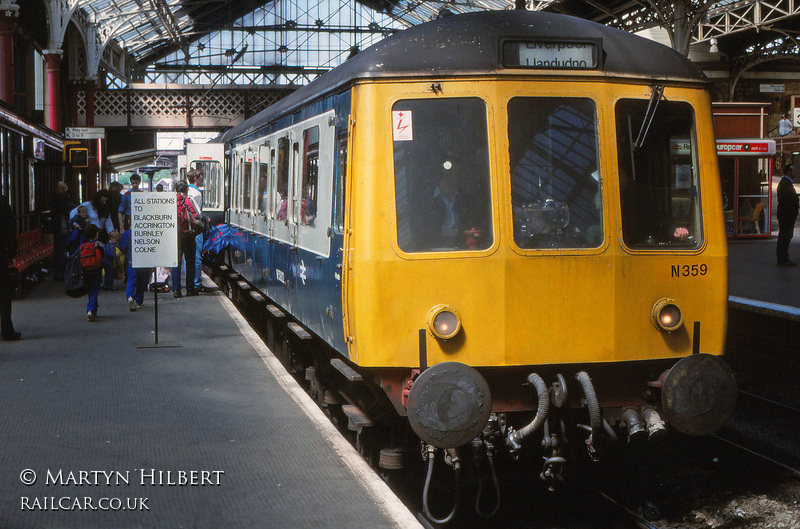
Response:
[10, 0, 800, 87]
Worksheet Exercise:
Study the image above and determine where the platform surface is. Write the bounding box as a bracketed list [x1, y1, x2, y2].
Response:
[728, 226, 800, 312]
[0, 277, 420, 529]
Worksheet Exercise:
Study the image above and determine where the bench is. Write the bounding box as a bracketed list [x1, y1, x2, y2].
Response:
[12, 229, 54, 275]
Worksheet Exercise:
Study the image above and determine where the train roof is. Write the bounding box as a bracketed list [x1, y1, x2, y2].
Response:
[220, 10, 707, 143]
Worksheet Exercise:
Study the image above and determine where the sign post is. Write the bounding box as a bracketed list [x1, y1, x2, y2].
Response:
[131, 192, 180, 348]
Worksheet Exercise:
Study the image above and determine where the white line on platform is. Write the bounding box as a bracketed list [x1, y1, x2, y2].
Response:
[729, 295, 800, 317]
[217, 292, 423, 529]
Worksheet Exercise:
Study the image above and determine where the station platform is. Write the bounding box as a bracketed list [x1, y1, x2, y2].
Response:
[728, 227, 800, 313]
[0, 276, 421, 529]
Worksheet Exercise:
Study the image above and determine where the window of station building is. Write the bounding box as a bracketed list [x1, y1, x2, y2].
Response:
[392, 98, 493, 253]
[616, 98, 701, 249]
[275, 137, 289, 222]
[508, 97, 602, 250]
[301, 126, 319, 227]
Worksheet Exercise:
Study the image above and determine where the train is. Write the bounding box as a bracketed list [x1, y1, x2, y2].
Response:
[186, 10, 737, 521]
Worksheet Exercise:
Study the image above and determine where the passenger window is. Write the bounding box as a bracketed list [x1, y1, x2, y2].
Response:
[508, 97, 602, 249]
[616, 99, 701, 249]
[301, 126, 320, 226]
[258, 156, 269, 216]
[276, 138, 289, 221]
[243, 152, 253, 212]
[392, 98, 493, 253]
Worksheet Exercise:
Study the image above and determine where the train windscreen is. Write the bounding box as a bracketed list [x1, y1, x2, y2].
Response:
[392, 98, 493, 253]
[507, 97, 602, 249]
[616, 98, 701, 249]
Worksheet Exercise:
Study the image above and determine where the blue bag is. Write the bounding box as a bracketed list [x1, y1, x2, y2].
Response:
[201, 224, 234, 266]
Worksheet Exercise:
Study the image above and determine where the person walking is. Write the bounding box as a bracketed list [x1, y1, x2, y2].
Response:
[49, 181, 73, 281]
[0, 194, 20, 341]
[776, 165, 798, 266]
[80, 224, 106, 321]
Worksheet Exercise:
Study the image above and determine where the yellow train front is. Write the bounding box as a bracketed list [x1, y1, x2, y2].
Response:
[212, 10, 737, 522]
[339, 10, 735, 488]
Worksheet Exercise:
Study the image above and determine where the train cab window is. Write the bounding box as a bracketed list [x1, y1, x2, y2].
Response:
[301, 126, 319, 226]
[276, 138, 289, 221]
[392, 98, 493, 253]
[616, 99, 701, 249]
[508, 97, 602, 250]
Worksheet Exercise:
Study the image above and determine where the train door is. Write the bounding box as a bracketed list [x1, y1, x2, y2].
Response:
[254, 143, 271, 237]
[186, 142, 225, 225]
[288, 112, 336, 334]
[176, 154, 187, 181]
[268, 134, 294, 309]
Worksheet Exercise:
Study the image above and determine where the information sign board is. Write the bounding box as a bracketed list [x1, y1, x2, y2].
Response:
[131, 192, 178, 268]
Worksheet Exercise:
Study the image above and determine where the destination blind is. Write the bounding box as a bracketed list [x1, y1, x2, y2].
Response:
[503, 40, 600, 70]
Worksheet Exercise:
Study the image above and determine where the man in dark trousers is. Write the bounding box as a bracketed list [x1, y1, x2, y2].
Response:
[49, 181, 72, 280]
[776, 165, 799, 266]
[1, 193, 21, 341]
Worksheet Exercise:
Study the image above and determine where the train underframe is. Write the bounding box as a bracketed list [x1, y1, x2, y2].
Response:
[220, 274, 737, 522]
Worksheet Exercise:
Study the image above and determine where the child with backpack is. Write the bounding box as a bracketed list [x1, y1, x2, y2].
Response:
[80, 224, 106, 322]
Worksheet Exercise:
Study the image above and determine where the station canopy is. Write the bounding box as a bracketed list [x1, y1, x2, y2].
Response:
[52, 0, 800, 88]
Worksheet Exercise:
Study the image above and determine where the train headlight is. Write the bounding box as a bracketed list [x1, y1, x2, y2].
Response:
[426, 305, 462, 340]
[651, 298, 683, 332]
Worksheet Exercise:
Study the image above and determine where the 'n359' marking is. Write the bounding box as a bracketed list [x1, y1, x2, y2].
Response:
[671, 264, 707, 277]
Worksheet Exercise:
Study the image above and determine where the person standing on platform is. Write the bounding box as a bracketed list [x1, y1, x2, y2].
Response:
[1, 194, 20, 341]
[49, 181, 73, 281]
[779, 114, 794, 137]
[172, 180, 200, 298]
[119, 173, 141, 231]
[108, 182, 123, 232]
[120, 228, 149, 311]
[776, 165, 799, 266]
[187, 169, 209, 292]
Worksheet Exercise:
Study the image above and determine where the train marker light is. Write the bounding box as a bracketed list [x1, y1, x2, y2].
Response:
[651, 298, 683, 332]
[426, 305, 461, 340]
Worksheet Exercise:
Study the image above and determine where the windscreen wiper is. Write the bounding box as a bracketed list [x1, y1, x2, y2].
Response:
[633, 85, 664, 149]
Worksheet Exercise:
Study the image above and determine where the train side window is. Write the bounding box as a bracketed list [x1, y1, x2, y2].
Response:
[508, 97, 602, 249]
[301, 126, 319, 227]
[258, 146, 269, 216]
[616, 99, 701, 249]
[243, 150, 253, 212]
[276, 138, 289, 221]
[335, 131, 348, 231]
[292, 142, 300, 224]
[392, 98, 493, 253]
[269, 148, 277, 219]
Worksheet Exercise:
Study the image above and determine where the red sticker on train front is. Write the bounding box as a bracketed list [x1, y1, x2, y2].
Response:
[392, 111, 413, 141]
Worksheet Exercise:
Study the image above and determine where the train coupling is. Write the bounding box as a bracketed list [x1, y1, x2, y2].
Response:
[540, 456, 567, 491]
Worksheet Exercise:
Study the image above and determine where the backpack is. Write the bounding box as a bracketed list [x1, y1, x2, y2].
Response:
[78, 242, 104, 271]
[64, 250, 88, 298]
[177, 194, 204, 235]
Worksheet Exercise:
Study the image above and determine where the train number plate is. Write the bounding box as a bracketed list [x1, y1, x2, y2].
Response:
[671, 264, 708, 277]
